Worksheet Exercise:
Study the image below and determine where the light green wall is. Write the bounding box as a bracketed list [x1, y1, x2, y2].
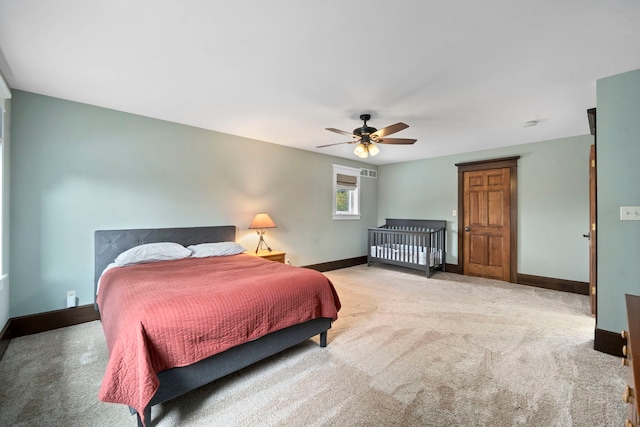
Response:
[596, 69, 640, 333]
[9, 90, 377, 317]
[378, 135, 593, 282]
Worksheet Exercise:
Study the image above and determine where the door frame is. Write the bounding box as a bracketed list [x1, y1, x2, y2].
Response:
[589, 144, 597, 316]
[456, 156, 519, 283]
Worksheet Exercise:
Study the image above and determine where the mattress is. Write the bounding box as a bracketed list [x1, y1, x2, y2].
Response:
[370, 244, 442, 266]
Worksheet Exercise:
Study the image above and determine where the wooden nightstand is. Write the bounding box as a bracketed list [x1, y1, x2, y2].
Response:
[250, 250, 286, 263]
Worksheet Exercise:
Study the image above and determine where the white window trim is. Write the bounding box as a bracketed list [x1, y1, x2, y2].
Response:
[332, 164, 361, 220]
[0, 75, 10, 280]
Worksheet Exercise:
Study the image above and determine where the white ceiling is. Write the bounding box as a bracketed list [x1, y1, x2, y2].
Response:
[1, 1, 639, 165]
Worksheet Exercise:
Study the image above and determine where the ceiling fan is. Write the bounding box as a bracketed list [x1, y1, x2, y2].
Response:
[317, 114, 417, 159]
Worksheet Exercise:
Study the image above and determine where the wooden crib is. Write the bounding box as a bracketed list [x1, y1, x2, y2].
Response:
[368, 219, 446, 278]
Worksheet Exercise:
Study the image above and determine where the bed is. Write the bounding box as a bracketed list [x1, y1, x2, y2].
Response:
[94, 225, 341, 427]
[368, 218, 446, 278]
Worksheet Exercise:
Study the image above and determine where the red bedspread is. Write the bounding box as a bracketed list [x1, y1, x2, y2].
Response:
[96, 254, 341, 424]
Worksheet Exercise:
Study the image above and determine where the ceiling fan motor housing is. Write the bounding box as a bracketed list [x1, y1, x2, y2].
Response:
[355, 114, 376, 142]
[353, 126, 377, 138]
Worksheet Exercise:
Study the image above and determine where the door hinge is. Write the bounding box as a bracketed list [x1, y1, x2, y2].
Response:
[591, 159, 595, 168]
[592, 223, 596, 232]
[591, 286, 596, 295]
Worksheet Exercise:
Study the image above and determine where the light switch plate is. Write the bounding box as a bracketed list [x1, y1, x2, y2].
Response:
[620, 206, 640, 220]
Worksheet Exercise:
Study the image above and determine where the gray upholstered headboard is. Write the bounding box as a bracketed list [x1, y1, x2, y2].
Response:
[94, 225, 236, 304]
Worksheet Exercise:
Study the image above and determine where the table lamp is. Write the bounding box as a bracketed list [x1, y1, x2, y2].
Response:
[249, 213, 277, 253]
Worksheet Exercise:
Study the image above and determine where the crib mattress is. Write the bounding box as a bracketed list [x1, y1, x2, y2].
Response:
[370, 244, 441, 266]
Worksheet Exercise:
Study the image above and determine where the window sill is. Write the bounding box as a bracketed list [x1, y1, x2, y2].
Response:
[333, 214, 361, 220]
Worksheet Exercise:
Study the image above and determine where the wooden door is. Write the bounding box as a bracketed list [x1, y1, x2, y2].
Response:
[588, 144, 597, 316]
[463, 168, 512, 281]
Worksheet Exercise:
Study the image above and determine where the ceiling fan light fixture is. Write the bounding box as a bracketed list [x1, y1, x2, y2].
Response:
[368, 142, 380, 156]
[354, 143, 368, 158]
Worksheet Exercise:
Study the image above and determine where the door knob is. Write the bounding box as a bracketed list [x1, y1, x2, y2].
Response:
[464, 226, 471, 232]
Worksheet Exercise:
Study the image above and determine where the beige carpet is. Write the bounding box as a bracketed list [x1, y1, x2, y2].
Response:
[0, 265, 627, 426]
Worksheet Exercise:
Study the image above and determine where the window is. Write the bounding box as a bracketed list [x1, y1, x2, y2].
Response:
[332, 164, 361, 220]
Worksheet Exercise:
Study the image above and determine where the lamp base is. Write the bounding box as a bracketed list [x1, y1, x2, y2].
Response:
[255, 234, 272, 253]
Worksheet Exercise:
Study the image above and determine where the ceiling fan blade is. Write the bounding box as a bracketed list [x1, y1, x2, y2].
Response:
[316, 141, 357, 148]
[325, 127, 354, 137]
[376, 138, 417, 145]
[370, 122, 409, 138]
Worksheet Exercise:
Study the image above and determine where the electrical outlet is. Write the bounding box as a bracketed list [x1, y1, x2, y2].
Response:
[452, 209, 457, 217]
[66, 290, 76, 308]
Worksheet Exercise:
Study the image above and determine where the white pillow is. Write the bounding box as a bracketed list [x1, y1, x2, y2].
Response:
[114, 242, 192, 266]
[187, 242, 246, 258]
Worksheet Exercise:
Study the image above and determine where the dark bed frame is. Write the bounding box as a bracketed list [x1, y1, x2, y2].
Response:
[94, 226, 333, 427]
